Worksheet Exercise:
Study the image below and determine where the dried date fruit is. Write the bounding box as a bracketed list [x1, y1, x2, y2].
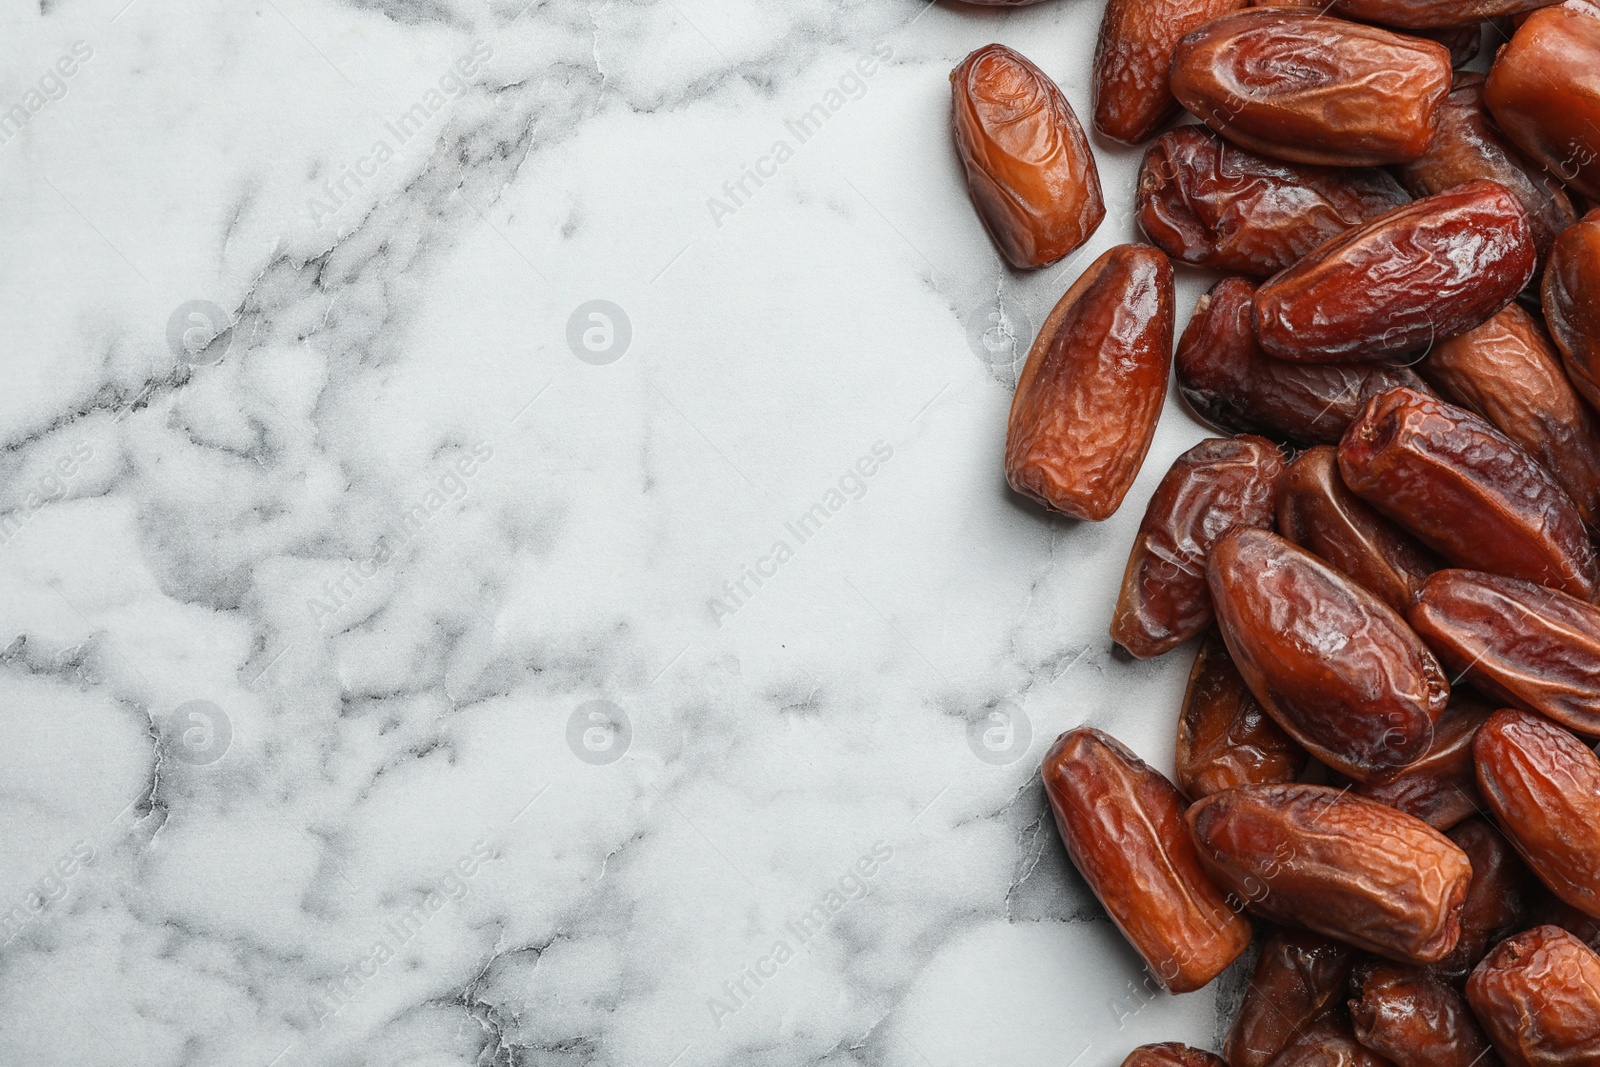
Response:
[1421, 303, 1600, 527]
[1338, 387, 1600, 601]
[1429, 817, 1537, 982]
[1484, 4, 1600, 202]
[1207, 527, 1448, 782]
[951, 44, 1106, 269]
[1176, 632, 1308, 801]
[1123, 1045, 1228, 1067]
[1466, 925, 1600, 1066]
[1093, 0, 1247, 144]
[1112, 437, 1284, 658]
[1168, 10, 1451, 167]
[1331, 0, 1554, 27]
[1544, 210, 1600, 416]
[1005, 244, 1173, 519]
[1346, 694, 1491, 831]
[1536, 896, 1600, 956]
[1136, 126, 1408, 277]
[1348, 959, 1497, 1067]
[1474, 708, 1600, 918]
[1410, 570, 1600, 736]
[1225, 929, 1355, 1067]
[1252, 180, 1536, 363]
[1177, 278, 1430, 447]
[1187, 784, 1471, 963]
[1043, 728, 1251, 991]
[1275, 446, 1438, 615]
[1265, 1016, 1397, 1067]
[1412, 24, 1482, 66]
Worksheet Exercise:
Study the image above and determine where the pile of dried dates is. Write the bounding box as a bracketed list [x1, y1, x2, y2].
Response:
[952, 0, 1600, 1063]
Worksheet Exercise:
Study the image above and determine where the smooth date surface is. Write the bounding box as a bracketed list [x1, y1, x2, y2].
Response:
[1349, 959, 1496, 1067]
[1224, 928, 1354, 1067]
[1467, 925, 1600, 1066]
[1092, 0, 1246, 143]
[1176, 632, 1308, 801]
[1485, 4, 1600, 202]
[1544, 209, 1600, 416]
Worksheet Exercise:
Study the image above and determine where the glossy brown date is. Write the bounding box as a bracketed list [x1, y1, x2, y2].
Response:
[1338, 387, 1600, 601]
[1176, 632, 1308, 801]
[1275, 446, 1438, 615]
[1421, 303, 1600, 527]
[1252, 180, 1536, 363]
[1429, 817, 1538, 983]
[1413, 24, 1482, 66]
[1346, 695, 1490, 831]
[1332, 0, 1555, 27]
[1266, 1017, 1398, 1067]
[1006, 244, 1173, 519]
[1111, 437, 1284, 658]
[951, 44, 1106, 269]
[1136, 126, 1408, 277]
[1043, 728, 1251, 991]
[1411, 570, 1600, 737]
[1225, 929, 1355, 1067]
[1348, 959, 1497, 1067]
[1176, 278, 1431, 447]
[1207, 527, 1448, 781]
[1484, 4, 1600, 202]
[1092, 0, 1246, 144]
[1466, 925, 1600, 1066]
[1544, 210, 1600, 416]
[1474, 708, 1600, 919]
[1168, 10, 1451, 167]
[1123, 1045, 1227, 1067]
[1187, 783, 1471, 963]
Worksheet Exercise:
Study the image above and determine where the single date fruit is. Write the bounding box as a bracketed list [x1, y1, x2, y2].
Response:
[1122, 1045, 1227, 1067]
[1348, 959, 1496, 1067]
[1484, 3, 1600, 202]
[1225, 928, 1355, 1067]
[1467, 925, 1600, 1066]
[1331, 0, 1555, 28]
[1092, 0, 1247, 143]
[1544, 209, 1600, 416]
[1176, 632, 1308, 801]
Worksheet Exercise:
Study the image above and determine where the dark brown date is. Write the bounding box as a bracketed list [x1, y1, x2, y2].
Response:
[1186, 783, 1471, 963]
[1123, 1045, 1228, 1067]
[1093, 0, 1247, 143]
[1006, 245, 1173, 520]
[1346, 694, 1491, 831]
[1484, 4, 1600, 202]
[1266, 1016, 1398, 1067]
[1338, 387, 1600, 601]
[1411, 570, 1600, 736]
[1176, 632, 1308, 801]
[1536, 895, 1600, 956]
[1467, 925, 1600, 1066]
[1168, 10, 1451, 167]
[951, 44, 1106, 269]
[1544, 209, 1600, 416]
[1253, 180, 1536, 363]
[1043, 728, 1251, 991]
[1474, 708, 1600, 919]
[1348, 959, 1497, 1067]
[1411, 24, 1482, 67]
[1275, 446, 1438, 615]
[1225, 929, 1355, 1067]
[1332, 0, 1555, 27]
[1429, 817, 1538, 983]
[1136, 126, 1408, 277]
[1176, 278, 1431, 447]
[1207, 527, 1448, 781]
[1111, 437, 1284, 658]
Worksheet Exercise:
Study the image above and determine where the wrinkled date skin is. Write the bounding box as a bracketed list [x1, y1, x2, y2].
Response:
[1122, 1044, 1228, 1067]
[1422, 303, 1600, 527]
[1349, 959, 1498, 1067]
[951, 45, 1106, 269]
[1253, 180, 1536, 363]
[1136, 126, 1408, 276]
[1398, 75, 1576, 269]
[1265, 1017, 1398, 1067]
[1168, 10, 1451, 167]
[1347, 695, 1491, 831]
[1411, 570, 1600, 737]
[1225, 929, 1355, 1067]
[1111, 436, 1284, 658]
[1338, 387, 1600, 601]
[1176, 632, 1308, 801]
[1092, 0, 1246, 144]
[1544, 210, 1600, 416]
[1005, 244, 1173, 519]
[1430, 817, 1538, 983]
[1467, 926, 1600, 1066]
[1042, 728, 1252, 991]
[1176, 278, 1431, 447]
[1474, 709, 1600, 919]
[1187, 784, 1471, 963]
[1276, 446, 1438, 615]
[1485, 4, 1600, 202]
[1207, 528, 1448, 781]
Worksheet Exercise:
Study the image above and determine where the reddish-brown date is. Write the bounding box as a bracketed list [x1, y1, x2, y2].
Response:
[1168, 10, 1451, 167]
[1122, 1045, 1227, 1067]
[1275, 446, 1438, 615]
[1467, 926, 1600, 1066]
[1332, 0, 1555, 27]
[1135, 126, 1408, 277]
[1043, 728, 1251, 991]
[1265, 1017, 1398, 1066]
[1346, 695, 1491, 831]
[1537, 896, 1600, 956]
[1092, 0, 1246, 144]
[1206, 528, 1448, 781]
[1348, 959, 1497, 1067]
[1006, 245, 1172, 520]
[1176, 632, 1308, 801]
[1338, 387, 1600, 601]
[1484, 4, 1600, 202]
[1544, 210, 1600, 416]
[1252, 181, 1536, 363]
[1413, 24, 1482, 66]
[1421, 303, 1600, 527]
[1429, 817, 1538, 982]
[1111, 437, 1284, 658]
[1176, 278, 1431, 447]
[1474, 709, 1600, 919]
[1411, 571, 1600, 736]
[1225, 929, 1355, 1067]
[951, 45, 1106, 269]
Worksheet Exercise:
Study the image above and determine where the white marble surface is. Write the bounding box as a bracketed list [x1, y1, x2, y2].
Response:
[0, 0, 1243, 1063]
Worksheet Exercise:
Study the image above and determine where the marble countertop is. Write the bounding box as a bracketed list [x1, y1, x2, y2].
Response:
[0, 0, 1241, 1062]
